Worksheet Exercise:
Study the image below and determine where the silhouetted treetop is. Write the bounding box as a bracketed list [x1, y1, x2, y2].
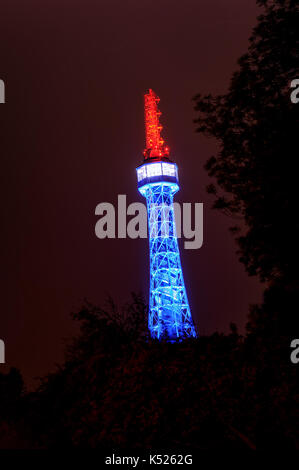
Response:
[194, 0, 299, 283]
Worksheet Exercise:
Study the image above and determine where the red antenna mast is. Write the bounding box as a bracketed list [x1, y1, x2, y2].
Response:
[143, 89, 170, 160]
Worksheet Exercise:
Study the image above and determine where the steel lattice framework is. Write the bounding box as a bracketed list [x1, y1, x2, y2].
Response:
[136, 89, 197, 341]
[145, 183, 196, 339]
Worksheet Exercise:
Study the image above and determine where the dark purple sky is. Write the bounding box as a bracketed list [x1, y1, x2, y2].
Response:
[0, 0, 264, 387]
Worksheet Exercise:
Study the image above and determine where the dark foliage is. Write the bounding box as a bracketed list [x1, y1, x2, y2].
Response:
[0, 294, 298, 449]
[194, 0, 299, 281]
[193, 0, 299, 337]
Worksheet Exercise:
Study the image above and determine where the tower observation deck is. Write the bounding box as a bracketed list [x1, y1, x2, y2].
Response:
[136, 89, 197, 340]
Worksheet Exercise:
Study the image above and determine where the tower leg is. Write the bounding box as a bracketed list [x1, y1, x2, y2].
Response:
[145, 183, 197, 340]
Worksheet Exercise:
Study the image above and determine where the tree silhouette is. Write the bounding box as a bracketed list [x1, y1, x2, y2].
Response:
[193, 0, 299, 335]
[0, 293, 297, 449]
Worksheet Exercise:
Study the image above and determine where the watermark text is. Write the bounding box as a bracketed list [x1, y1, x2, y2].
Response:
[95, 195, 203, 249]
[0, 79, 5, 103]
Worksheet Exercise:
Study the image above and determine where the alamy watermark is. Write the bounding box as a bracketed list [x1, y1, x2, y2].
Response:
[0, 79, 5, 103]
[290, 79, 299, 104]
[95, 195, 203, 249]
[0, 339, 5, 364]
[290, 339, 299, 364]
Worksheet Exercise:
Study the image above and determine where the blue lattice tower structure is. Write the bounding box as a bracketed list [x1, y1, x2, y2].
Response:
[136, 89, 197, 340]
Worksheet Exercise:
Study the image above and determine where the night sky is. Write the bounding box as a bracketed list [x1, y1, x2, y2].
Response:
[0, 0, 264, 387]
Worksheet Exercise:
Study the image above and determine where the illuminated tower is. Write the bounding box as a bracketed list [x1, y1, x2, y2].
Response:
[136, 89, 197, 340]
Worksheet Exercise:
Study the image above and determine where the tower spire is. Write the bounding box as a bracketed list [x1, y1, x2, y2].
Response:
[143, 89, 170, 160]
[136, 89, 197, 341]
